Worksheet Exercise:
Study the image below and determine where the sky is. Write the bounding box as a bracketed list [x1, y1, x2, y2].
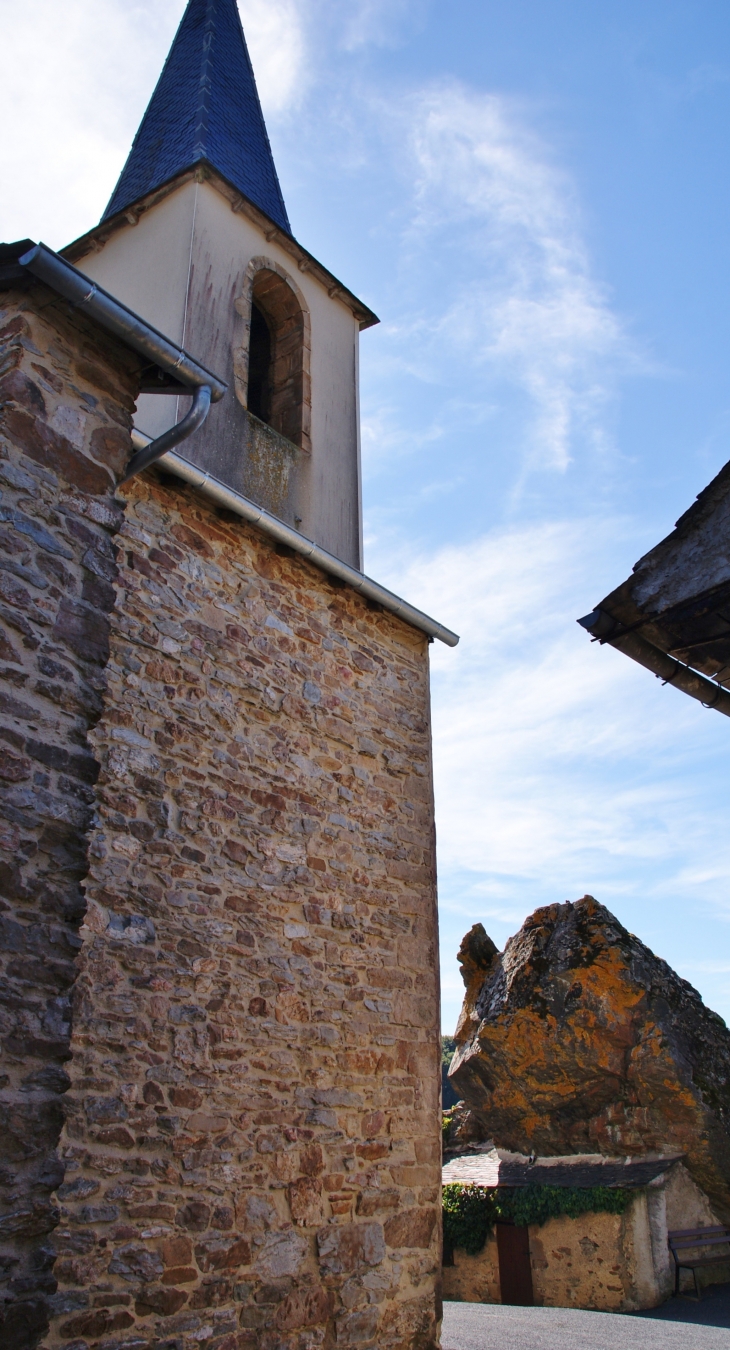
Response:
[3, 0, 730, 1033]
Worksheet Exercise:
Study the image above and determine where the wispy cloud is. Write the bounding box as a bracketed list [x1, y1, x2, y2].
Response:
[239, 0, 309, 113]
[338, 0, 429, 52]
[386, 84, 633, 477]
[396, 516, 716, 879]
[372, 518, 730, 1025]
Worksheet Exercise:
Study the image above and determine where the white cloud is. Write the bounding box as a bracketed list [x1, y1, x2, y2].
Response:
[376, 516, 730, 890]
[338, 0, 427, 52]
[397, 84, 632, 475]
[0, 0, 308, 249]
[372, 519, 730, 1027]
[0, 0, 183, 247]
[238, 0, 309, 114]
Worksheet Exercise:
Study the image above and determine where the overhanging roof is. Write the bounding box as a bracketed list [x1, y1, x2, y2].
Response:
[442, 1149, 681, 1190]
[579, 455, 730, 717]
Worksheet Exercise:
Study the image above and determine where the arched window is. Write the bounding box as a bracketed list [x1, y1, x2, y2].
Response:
[246, 268, 309, 451]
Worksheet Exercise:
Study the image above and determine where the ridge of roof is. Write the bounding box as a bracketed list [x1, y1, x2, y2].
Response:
[442, 1149, 683, 1190]
[62, 165, 379, 333]
[103, 0, 290, 234]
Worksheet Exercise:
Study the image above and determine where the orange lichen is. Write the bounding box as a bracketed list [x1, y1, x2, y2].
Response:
[450, 896, 730, 1220]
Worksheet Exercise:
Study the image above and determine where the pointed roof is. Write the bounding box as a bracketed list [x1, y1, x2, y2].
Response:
[102, 0, 290, 233]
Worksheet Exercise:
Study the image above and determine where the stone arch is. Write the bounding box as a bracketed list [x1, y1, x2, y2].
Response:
[234, 257, 311, 454]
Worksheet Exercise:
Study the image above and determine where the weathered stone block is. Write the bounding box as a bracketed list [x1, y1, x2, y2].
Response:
[450, 896, 730, 1221]
[317, 1221, 385, 1274]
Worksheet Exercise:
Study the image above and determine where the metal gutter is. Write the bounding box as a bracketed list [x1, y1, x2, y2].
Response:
[17, 243, 227, 402]
[578, 609, 730, 718]
[131, 431, 459, 648]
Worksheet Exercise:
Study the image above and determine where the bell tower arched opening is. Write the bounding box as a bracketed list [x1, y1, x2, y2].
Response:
[247, 302, 272, 424]
[246, 266, 310, 452]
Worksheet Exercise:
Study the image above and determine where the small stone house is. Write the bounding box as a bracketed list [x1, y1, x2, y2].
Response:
[0, 3, 456, 1348]
[442, 1149, 729, 1312]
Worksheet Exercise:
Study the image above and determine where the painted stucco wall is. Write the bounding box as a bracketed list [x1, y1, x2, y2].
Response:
[71, 179, 364, 569]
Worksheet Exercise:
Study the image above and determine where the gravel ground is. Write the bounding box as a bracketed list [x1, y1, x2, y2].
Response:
[442, 1294, 730, 1350]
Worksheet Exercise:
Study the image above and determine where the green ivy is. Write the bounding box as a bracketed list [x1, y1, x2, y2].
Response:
[443, 1184, 496, 1255]
[442, 1183, 633, 1258]
[442, 1107, 457, 1144]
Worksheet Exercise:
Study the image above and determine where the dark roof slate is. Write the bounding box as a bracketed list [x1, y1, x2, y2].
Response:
[442, 1149, 682, 1190]
[103, 0, 290, 233]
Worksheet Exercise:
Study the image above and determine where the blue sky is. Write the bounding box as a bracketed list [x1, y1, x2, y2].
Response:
[4, 0, 730, 1032]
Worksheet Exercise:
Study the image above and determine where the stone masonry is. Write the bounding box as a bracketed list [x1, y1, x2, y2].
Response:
[0, 283, 443, 1350]
[0, 287, 139, 1348]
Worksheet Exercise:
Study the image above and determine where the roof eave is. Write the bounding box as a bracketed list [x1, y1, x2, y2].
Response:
[62, 163, 380, 332]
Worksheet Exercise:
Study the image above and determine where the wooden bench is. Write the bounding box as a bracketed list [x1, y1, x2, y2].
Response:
[668, 1225, 730, 1298]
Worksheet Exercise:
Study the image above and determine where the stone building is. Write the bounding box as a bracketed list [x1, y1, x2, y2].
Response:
[441, 1150, 728, 1311]
[0, 4, 456, 1348]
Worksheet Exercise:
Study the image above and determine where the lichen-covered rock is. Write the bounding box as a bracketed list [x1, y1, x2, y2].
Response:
[449, 896, 730, 1220]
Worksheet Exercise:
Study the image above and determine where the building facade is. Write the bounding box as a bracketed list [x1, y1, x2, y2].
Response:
[441, 1151, 728, 1312]
[0, 4, 453, 1348]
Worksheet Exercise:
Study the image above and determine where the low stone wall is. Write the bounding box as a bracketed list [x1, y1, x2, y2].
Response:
[443, 1165, 730, 1313]
[443, 1233, 500, 1305]
[45, 471, 442, 1349]
[443, 1206, 645, 1311]
[0, 289, 138, 1347]
[530, 1203, 650, 1311]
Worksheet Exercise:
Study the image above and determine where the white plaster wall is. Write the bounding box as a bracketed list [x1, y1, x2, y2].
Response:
[663, 1163, 729, 1294]
[72, 179, 364, 566]
[75, 183, 198, 441]
[188, 184, 362, 565]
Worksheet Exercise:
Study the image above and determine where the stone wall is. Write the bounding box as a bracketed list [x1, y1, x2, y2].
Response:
[443, 1164, 730, 1312]
[0, 288, 138, 1347]
[44, 472, 442, 1347]
[444, 1206, 646, 1311]
[0, 282, 443, 1350]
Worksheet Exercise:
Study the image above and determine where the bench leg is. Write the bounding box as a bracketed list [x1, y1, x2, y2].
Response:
[674, 1265, 679, 1297]
[694, 1268, 702, 1302]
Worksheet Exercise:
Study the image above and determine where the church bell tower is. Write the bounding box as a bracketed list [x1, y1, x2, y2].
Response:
[63, 0, 377, 569]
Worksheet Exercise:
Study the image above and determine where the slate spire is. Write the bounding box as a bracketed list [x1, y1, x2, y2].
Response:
[102, 0, 290, 233]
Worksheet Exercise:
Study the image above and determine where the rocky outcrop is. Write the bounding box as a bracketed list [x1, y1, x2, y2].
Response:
[448, 896, 730, 1220]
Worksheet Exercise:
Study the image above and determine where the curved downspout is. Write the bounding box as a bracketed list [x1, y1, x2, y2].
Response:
[18, 244, 226, 402]
[121, 386, 212, 482]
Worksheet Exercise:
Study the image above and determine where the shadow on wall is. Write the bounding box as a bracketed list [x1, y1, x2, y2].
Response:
[443, 1036, 459, 1110]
